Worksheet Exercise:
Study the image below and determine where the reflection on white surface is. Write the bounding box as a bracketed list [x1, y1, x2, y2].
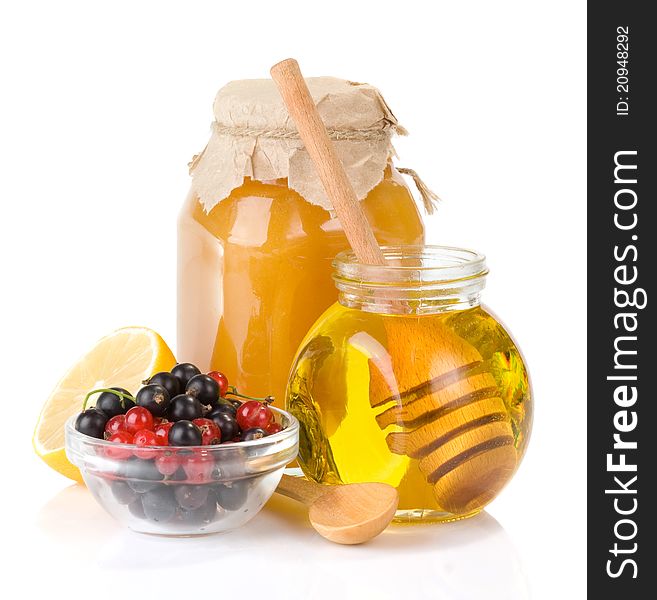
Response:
[38, 485, 529, 600]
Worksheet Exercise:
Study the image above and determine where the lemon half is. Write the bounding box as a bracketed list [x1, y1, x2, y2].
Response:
[33, 327, 176, 482]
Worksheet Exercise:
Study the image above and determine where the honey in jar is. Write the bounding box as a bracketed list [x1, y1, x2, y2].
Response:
[286, 246, 532, 521]
[178, 78, 435, 408]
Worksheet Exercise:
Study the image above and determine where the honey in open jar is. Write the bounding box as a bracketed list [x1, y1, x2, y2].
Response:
[286, 246, 532, 521]
[178, 78, 433, 408]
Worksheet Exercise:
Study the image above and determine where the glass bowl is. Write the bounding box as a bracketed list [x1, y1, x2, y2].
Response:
[65, 407, 299, 536]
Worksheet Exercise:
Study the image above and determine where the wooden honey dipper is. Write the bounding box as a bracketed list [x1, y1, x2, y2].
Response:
[368, 323, 517, 514]
[270, 58, 517, 516]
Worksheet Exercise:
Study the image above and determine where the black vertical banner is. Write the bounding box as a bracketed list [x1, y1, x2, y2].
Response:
[588, 2, 656, 596]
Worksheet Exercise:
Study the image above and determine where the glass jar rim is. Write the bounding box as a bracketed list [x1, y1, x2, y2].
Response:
[332, 245, 488, 286]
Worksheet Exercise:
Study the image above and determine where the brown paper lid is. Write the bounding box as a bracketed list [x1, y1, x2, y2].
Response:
[190, 77, 406, 212]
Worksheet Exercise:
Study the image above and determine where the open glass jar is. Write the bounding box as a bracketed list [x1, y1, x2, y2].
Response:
[286, 246, 532, 522]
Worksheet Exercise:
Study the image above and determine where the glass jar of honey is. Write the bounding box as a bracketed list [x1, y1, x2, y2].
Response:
[178, 78, 433, 409]
[286, 246, 532, 522]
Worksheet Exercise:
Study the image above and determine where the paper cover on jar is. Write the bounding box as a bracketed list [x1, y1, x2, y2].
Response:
[189, 77, 408, 213]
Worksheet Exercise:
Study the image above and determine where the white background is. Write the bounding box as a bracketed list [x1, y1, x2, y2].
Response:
[0, 1, 586, 598]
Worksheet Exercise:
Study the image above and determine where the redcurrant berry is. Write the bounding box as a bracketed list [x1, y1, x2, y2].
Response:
[154, 421, 173, 445]
[266, 422, 283, 435]
[181, 450, 214, 482]
[192, 418, 222, 445]
[207, 371, 229, 397]
[236, 400, 274, 430]
[105, 431, 134, 460]
[154, 451, 180, 476]
[105, 414, 127, 436]
[133, 429, 159, 459]
[125, 406, 154, 434]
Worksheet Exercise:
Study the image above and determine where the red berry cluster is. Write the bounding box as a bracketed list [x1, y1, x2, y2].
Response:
[104, 412, 224, 450]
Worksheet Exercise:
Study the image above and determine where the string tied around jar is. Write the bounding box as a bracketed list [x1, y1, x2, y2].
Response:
[189, 128, 439, 216]
[397, 167, 440, 215]
[210, 120, 402, 142]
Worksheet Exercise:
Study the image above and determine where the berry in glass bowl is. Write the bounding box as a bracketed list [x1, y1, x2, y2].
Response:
[65, 365, 297, 536]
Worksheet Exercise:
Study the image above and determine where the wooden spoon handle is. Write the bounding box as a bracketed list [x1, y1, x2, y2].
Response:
[276, 474, 329, 506]
[270, 58, 385, 266]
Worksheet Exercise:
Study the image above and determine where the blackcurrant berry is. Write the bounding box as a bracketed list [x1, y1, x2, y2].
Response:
[171, 466, 188, 481]
[171, 363, 201, 389]
[214, 481, 249, 511]
[208, 411, 240, 441]
[128, 478, 160, 494]
[185, 374, 220, 406]
[241, 428, 268, 441]
[145, 372, 181, 399]
[212, 398, 237, 417]
[135, 384, 170, 417]
[168, 394, 204, 422]
[169, 420, 202, 446]
[128, 498, 145, 519]
[95, 387, 133, 418]
[179, 492, 218, 526]
[124, 458, 164, 493]
[75, 408, 108, 439]
[141, 486, 177, 523]
[110, 480, 138, 505]
[174, 484, 209, 510]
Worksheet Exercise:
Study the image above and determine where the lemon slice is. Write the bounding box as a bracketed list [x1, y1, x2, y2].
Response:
[33, 327, 177, 482]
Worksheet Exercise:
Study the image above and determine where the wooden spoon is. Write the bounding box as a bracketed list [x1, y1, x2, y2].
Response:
[276, 474, 399, 545]
[270, 59, 516, 516]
